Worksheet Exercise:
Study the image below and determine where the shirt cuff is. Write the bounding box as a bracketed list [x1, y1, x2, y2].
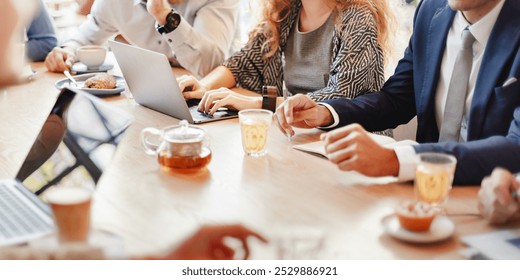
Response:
[316, 102, 339, 129]
[393, 144, 418, 182]
[60, 41, 82, 50]
[163, 18, 190, 49]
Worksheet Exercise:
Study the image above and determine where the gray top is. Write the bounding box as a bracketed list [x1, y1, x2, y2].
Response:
[283, 12, 335, 94]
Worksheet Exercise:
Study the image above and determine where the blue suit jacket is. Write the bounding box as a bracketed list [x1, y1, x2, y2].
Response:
[323, 0, 520, 185]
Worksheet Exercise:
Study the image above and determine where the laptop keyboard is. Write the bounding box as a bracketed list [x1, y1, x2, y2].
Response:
[189, 105, 238, 122]
[0, 182, 53, 241]
[190, 106, 213, 120]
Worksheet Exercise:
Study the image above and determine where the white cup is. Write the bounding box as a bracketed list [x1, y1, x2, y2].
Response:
[76, 45, 107, 70]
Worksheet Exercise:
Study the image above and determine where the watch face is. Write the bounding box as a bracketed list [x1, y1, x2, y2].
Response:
[165, 10, 181, 32]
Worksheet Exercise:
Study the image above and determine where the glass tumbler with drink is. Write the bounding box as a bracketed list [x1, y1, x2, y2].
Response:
[415, 153, 457, 211]
[239, 109, 273, 157]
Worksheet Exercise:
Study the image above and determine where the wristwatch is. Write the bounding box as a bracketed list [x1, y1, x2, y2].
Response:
[261, 86, 278, 112]
[156, 9, 181, 34]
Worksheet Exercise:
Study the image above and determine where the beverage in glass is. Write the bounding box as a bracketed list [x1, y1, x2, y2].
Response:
[239, 109, 273, 157]
[415, 153, 457, 208]
[141, 120, 212, 173]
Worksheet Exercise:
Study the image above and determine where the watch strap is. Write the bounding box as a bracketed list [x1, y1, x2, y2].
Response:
[261, 86, 277, 112]
[156, 9, 181, 34]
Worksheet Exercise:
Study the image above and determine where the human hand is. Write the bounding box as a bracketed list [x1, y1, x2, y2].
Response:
[478, 168, 520, 225]
[199, 88, 261, 115]
[321, 124, 399, 177]
[146, 0, 171, 25]
[44, 47, 75, 72]
[273, 94, 332, 138]
[164, 224, 267, 260]
[176, 75, 208, 99]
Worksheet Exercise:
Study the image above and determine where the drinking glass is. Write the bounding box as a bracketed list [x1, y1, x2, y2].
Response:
[239, 109, 273, 157]
[415, 153, 457, 209]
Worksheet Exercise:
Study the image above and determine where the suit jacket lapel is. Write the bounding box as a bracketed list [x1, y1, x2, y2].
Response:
[418, 5, 455, 133]
[468, 1, 520, 140]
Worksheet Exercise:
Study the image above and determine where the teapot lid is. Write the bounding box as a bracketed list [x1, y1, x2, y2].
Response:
[164, 120, 205, 143]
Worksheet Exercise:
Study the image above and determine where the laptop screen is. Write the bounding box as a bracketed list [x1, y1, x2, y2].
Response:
[15, 87, 133, 195]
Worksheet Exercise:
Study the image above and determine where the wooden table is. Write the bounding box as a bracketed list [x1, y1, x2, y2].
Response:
[0, 63, 63, 179]
[0, 62, 494, 259]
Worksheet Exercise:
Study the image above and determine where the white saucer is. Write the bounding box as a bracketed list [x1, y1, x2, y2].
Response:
[55, 73, 126, 97]
[71, 62, 114, 74]
[381, 214, 455, 243]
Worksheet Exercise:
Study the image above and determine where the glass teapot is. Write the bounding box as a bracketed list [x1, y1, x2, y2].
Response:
[140, 120, 211, 173]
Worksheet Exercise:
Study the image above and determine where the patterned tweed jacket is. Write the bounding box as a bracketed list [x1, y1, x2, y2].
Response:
[223, 0, 385, 102]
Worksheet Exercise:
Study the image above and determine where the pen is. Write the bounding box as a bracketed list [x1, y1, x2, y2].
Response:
[512, 173, 520, 200]
[282, 80, 292, 142]
[281, 52, 292, 142]
[512, 189, 520, 200]
[282, 80, 288, 101]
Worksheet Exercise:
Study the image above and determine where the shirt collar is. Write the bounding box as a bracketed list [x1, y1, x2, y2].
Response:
[133, 0, 143, 6]
[455, 0, 505, 46]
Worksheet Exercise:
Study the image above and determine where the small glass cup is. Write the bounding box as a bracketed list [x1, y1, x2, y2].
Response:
[239, 109, 273, 157]
[44, 187, 92, 243]
[415, 153, 457, 210]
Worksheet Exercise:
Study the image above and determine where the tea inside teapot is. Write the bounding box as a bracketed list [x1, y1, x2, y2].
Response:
[141, 120, 211, 173]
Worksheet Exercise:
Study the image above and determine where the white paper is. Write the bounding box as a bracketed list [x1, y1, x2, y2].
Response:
[292, 133, 399, 158]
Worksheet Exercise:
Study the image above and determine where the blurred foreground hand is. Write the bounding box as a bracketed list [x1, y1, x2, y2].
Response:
[164, 224, 267, 260]
[478, 168, 520, 225]
[0, 224, 266, 260]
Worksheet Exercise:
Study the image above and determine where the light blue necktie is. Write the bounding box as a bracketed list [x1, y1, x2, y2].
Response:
[439, 28, 476, 142]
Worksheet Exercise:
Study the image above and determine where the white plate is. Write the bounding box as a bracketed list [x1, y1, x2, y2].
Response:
[381, 214, 455, 243]
[55, 73, 126, 97]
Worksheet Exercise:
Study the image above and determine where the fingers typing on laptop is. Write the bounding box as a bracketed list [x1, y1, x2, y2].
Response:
[198, 88, 261, 115]
[177, 74, 208, 100]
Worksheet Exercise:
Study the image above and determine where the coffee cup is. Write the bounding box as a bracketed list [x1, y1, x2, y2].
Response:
[76, 45, 107, 70]
[45, 187, 92, 243]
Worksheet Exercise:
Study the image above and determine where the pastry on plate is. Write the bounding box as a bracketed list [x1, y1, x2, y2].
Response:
[84, 73, 116, 89]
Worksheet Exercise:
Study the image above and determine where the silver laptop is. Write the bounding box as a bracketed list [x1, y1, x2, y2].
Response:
[0, 88, 132, 247]
[109, 40, 238, 123]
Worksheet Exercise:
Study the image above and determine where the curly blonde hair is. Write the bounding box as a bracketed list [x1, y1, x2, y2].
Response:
[251, 0, 395, 62]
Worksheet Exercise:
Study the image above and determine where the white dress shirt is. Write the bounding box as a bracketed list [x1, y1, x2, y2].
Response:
[394, 0, 505, 181]
[62, 0, 240, 78]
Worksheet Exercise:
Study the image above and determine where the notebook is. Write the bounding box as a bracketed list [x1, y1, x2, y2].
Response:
[0, 87, 133, 247]
[109, 40, 238, 123]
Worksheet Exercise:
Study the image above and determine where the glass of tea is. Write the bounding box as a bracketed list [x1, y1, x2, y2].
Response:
[415, 153, 457, 210]
[141, 120, 211, 173]
[239, 109, 273, 157]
